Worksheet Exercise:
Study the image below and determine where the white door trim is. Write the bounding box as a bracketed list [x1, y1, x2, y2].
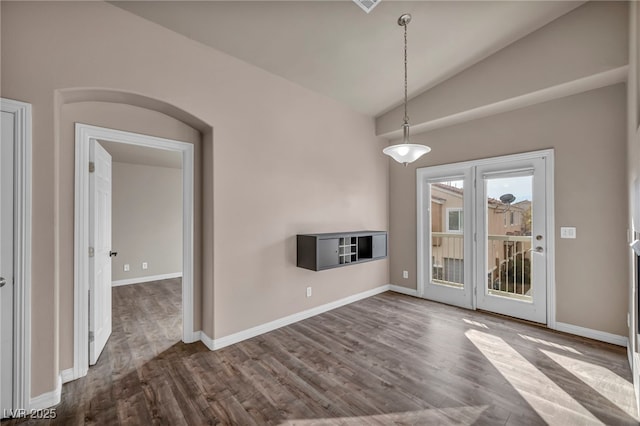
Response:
[416, 149, 556, 326]
[0, 98, 32, 411]
[73, 123, 195, 381]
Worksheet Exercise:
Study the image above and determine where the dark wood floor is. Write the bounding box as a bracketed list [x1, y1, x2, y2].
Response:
[4, 279, 639, 425]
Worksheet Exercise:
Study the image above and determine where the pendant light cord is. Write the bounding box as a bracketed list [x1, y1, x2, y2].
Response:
[403, 21, 409, 125]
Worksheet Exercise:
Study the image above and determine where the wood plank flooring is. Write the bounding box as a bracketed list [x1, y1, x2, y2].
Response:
[3, 279, 638, 425]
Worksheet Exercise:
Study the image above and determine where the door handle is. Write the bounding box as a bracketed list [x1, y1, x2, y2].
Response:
[0, 277, 6, 287]
[109, 251, 118, 257]
[528, 246, 544, 253]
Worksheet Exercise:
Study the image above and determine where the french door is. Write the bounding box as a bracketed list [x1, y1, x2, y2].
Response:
[419, 165, 474, 310]
[417, 151, 552, 324]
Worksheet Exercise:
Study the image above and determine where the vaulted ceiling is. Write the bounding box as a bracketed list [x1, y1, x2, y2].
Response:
[112, 1, 584, 116]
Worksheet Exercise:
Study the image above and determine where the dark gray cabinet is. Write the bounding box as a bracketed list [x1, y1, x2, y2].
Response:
[297, 231, 387, 271]
[317, 238, 339, 268]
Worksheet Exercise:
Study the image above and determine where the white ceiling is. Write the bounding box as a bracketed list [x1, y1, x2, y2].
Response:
[112, 1, 584, 116]
[99, 140, 182, 169]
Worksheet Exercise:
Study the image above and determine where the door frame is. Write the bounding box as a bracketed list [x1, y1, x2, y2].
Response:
[416, 149, 556, 326]
[73, 123, 195, 380]
[0, 98, 32, 411]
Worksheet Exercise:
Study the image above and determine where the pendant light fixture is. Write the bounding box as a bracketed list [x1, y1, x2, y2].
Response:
[383, 14, 431, 166]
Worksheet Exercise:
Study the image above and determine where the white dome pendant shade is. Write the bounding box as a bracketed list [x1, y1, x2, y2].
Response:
[383, 122, 431, 165]
[383, 14, 431, 166]
[383, 143, 431, 165]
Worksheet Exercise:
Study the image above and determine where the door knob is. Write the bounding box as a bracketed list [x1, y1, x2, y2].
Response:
[109, 251, 118, 257]
[528, 246, 544, 253]
[0, 277, 6, 287]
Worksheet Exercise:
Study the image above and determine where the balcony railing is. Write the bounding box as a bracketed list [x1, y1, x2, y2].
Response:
[431, 232, 532, 300]
[431, 232, 464, 288]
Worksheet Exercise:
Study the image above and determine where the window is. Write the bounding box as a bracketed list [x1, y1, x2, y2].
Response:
[447, 208, 463, 233]
[504, 210, 517, 227]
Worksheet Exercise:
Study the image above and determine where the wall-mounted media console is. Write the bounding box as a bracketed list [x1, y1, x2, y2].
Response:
[296, 231, 387, 271]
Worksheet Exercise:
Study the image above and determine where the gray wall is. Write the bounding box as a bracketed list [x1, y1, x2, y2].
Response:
[377, 2, 628, 135]
[387, 85, 628, 336]
[111, 161, 182, 282]
[2, 1, 388, 396]
[377, 2, 629, 337]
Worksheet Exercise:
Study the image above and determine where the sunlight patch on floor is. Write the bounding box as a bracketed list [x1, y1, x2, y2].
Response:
[466, 329, 602, 425]
[541, 349, 639, 420]
[463, 318, 489, 329]
[518, 334, 582, 355]
[279, 405, 490, 425]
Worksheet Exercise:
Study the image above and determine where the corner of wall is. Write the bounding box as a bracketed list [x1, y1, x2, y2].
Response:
[29, 375, 61, 411]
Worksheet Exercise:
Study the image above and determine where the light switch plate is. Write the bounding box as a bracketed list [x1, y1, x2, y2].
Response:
[560, 227, 576, 239]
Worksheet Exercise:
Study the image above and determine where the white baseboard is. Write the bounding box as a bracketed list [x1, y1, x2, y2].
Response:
[185, 330, 214, 349]
[29, 374, 61, 410]
[208, 284, 391, 350]
[60, 368, 74, 384]
[199, 330, 215, 351]
[388, 284, 419, 297]
[183, 330, 202, 344]
[112, 272, 182, 287]
[554, 322, 628, 347]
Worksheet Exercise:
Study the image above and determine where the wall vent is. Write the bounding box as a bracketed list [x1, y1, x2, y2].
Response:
[353, 0, 380, 14]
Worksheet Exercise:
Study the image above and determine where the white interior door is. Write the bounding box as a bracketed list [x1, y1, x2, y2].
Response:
[89, 140, 112, 365]
[418, 166, 474, 309]
[0, 111, 15, 417]
[475, 158, 547, 323]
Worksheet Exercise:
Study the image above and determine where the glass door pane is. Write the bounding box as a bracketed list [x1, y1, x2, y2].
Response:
[430, 180, 465, 289]
[485, 175, 533, 301]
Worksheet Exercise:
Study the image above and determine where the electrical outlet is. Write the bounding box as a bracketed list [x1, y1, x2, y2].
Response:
[142, 262, 148, 270]
[306, 286, 312, 298]
[403, 270, 409, 279]
[124, 264, 130, 272]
